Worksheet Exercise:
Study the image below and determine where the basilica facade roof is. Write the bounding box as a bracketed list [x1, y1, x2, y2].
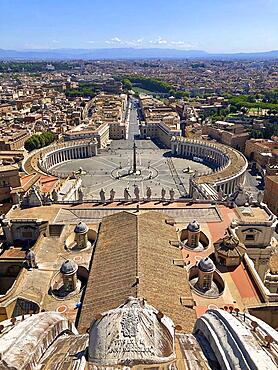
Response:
[77, 211, 196, 334]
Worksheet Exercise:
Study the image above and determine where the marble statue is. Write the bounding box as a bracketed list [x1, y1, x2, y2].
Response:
[43, 193, 52, 205]
[100, 189, 105, 203]
[257, 191, 264, 204]
[169, 188, 175, 202]
[228, 184, 250, 207]
[161, 188, 166, 201]
[217, 188, 224, 201]
[248, 194, 254, 204]
[51, 189, 58, 202]
[110, 188, 116, 202]
[134, 185, 140, 202]
[78, 187, 84, 203]
[26, 186, 43, 207]
[124, 188, 131, 202]
[14, 192, 20, 205]
[146, 187, 152, 201]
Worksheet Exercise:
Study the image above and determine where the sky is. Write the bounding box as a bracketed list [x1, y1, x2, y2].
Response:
[0, 0, 278, 53]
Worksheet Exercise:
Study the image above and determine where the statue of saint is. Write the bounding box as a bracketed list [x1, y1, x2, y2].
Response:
[169, 188, 175, 202]
[161, 188, 166, 201]
[78, 187, 84, 203]
[257, 191, 264, 204]
[217, 188, 224, 201]
[124, 188, 131, 202]
[51, 189, 58, 202]
[99, 189, 105, 203]
[146, 187, 152, 201]
[110, 188, 116, 202]
[14, 192, 20, 205]
[134, 185, 140, 202]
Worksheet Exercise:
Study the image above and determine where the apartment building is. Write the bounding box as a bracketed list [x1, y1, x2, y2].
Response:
[0, 165, 21, 201]
[139, 94, 181, 146]
[203, 121, 249, 151]
[264, 176, 278, 216]
[245, 138, 278, 171]
[0, 130, 30, 151]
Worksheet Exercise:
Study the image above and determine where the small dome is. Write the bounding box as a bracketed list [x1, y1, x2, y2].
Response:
[223, 235, 240, 250]
[25, 250, 35, 260]
[187, 220, 200, 232]
[198, 257, 215, 273]
[74, 221, 88, 234]
[60, 260, 78, 274]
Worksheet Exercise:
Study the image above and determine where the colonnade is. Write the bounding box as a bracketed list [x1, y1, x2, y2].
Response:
[215, 175, 245, 196]
[38, 140, 98, 173]
[172, 140, 229, 168]
[171, 137, 248, 198]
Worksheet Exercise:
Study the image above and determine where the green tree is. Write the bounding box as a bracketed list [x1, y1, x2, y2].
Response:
[122, 78, 132, 90]
[24, 132, 55, 152]
[24, 138, 36, 151]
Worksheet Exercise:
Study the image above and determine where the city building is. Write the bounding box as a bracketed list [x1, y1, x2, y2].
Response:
[0, 165, 21, 202]
[202, 121, 249, 152]
[245, 137, 278, 173]
[0, 130, 30, 151]
[139, 94, 182, 146]
[264, 175, 278, 215]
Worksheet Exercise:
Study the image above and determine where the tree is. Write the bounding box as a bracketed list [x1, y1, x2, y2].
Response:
[24, 138, 36, 151]
[24, 132, 55, 152]
[122, 78, 132, 91]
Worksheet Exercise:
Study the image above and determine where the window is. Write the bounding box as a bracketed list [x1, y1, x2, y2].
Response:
[245, 234, 255, 241]
[203, 275, 211, 289]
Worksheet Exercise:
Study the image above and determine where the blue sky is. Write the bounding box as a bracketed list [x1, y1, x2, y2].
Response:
[0, 0, 277, 52]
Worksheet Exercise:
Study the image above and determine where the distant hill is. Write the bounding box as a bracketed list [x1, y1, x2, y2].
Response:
[0, 47, 277, 60]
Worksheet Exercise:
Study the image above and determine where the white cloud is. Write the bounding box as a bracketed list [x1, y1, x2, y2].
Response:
[170, 41, 185, 45]
[105, 37, 122, 44]
[86, 40, 95, 44]
[148, 38, 197, 49]
[111, 37, 122, 43]
[149, 37, 167, 45]
[105, 37, 144, 47]
[169, 41, 197, 49]
[51, 40, 60, 44]
[102, 37, 196, 49]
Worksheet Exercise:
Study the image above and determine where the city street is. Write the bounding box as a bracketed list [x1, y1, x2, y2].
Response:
[126, 97, 140, 140]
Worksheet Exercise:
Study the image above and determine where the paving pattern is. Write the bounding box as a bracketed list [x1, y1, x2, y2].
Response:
[52, 140, 211, 200]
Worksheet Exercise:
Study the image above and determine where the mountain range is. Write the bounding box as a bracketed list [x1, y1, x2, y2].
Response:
[0, 48, 277, 60]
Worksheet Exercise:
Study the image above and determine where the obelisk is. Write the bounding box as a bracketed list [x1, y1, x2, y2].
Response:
[133, 141, 137, 173]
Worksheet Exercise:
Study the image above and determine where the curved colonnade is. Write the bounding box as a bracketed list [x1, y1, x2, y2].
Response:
[23, 140, 98, 177]
[171, 137, 248, 197]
